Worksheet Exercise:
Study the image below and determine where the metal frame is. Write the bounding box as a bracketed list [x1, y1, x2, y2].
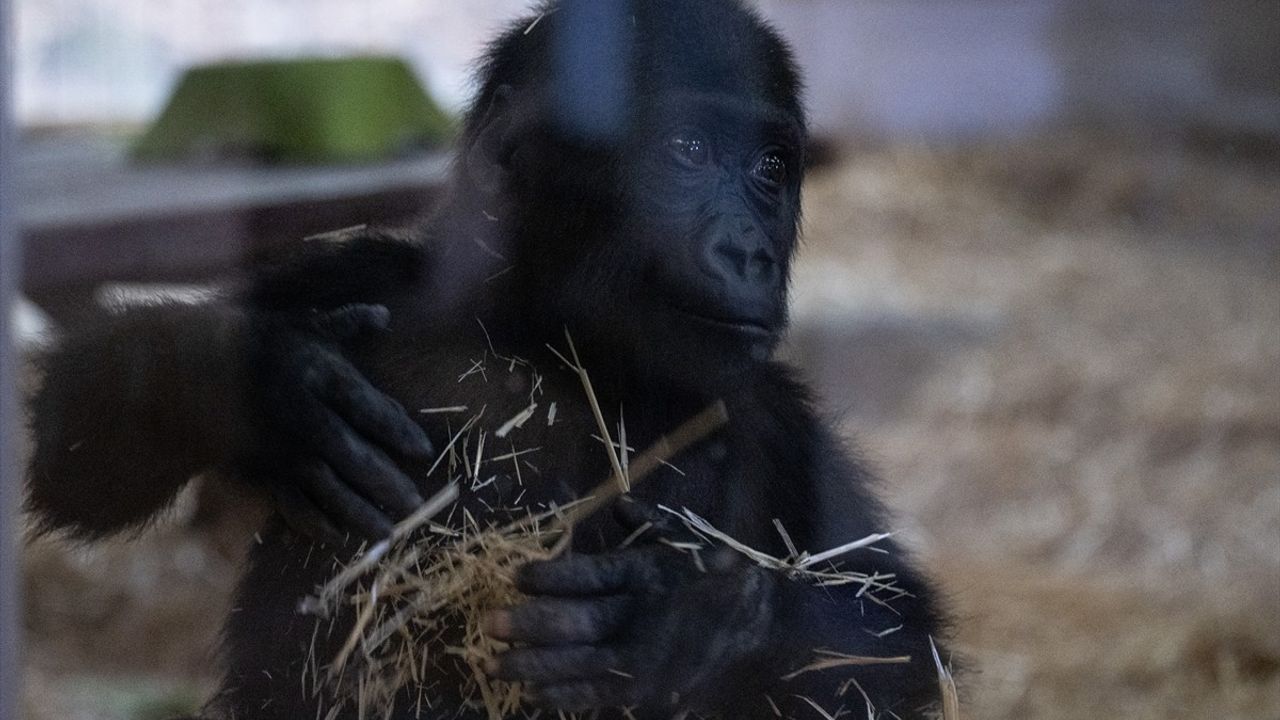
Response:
[0, 0, 22, 713]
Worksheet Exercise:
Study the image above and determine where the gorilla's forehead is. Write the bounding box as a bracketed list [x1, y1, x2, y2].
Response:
[638, 90, 804, 144]
[635, 20, 803, 122]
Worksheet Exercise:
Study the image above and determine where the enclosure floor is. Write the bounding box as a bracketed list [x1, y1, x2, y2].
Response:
[22, 133, 1280, 720]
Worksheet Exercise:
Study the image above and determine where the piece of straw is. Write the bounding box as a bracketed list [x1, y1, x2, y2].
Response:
[932, 637, 961, 720]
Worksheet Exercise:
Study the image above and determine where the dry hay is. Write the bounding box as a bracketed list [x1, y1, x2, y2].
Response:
[300, 401, 729, 719]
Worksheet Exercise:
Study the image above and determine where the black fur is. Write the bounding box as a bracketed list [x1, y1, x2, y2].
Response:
[26, 2, 948, 718]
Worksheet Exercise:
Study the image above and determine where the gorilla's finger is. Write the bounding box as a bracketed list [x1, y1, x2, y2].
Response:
[310, 304, 391, 343]
[310, 406, 426, 517]
[485, 596, 629, 644]
[324, 364, 435, 460]
[531, 677, 638, 712]
[516, 554, 639, 597]
[614, 496, 684, 542]
[272, 484, 346, 546]
[487, 646, 621, 684]
[302, 461, 395, 540]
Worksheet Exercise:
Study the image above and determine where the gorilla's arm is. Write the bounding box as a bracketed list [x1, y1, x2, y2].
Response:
[247, 228, 431, 314]
[755, 443, 946, 719]
[492, 467, 944, 718]
[735, 377, 947, 717]
[488, 380, 946, 718]
[26, 231, 435, 541]
[27, 303, 247, 538]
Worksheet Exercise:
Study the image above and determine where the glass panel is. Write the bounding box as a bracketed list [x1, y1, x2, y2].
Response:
[10, 3, 1279, 719]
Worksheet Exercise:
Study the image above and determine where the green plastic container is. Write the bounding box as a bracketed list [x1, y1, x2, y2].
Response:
[134, 56, 453, 164]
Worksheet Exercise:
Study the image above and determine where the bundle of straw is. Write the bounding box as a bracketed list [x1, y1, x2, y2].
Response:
[302, 403, 733, 719]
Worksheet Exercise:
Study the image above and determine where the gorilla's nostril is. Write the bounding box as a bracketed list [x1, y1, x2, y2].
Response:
[715, 243, 750, 277]
[749, 250, 776, 281]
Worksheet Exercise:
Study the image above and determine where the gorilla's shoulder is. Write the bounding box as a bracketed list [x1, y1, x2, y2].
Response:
[249, 226, 430, 312]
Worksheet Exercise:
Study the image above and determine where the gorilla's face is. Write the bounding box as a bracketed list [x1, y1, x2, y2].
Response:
[559, 89, 804, 386]
[626, 90, 803, 354]
[491, 85, 804, 387]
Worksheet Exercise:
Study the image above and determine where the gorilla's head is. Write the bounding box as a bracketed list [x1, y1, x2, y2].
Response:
[458, 0, 806, 389]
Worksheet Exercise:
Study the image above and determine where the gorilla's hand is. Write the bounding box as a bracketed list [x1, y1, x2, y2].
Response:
[239, 303, 433, 543]
[485, 498, 777, 715]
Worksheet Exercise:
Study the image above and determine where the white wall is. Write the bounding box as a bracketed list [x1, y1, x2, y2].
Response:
[760, 0, 1279, 139]
[761, 0, 1065, 138]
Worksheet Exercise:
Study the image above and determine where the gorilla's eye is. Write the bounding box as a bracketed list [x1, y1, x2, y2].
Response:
[667, 132, 710, 168]
[754, 151, 788, 187]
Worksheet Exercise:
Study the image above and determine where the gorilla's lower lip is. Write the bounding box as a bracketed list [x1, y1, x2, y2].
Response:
[668, 304, 774, 337]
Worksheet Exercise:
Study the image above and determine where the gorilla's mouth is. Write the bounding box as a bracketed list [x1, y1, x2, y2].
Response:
[667, 302, 774, 338]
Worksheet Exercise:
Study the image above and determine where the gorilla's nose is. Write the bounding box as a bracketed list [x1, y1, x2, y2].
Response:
[710, 234, 779, 289]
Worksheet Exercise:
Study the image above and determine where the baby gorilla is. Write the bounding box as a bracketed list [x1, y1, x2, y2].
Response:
[27, 1, 949, 718]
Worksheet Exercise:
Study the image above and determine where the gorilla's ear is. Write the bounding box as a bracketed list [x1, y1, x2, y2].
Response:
[466, 84, 517, 196]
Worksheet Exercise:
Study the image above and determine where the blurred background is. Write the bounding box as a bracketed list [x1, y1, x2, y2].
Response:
[7, 1, 1279, 719]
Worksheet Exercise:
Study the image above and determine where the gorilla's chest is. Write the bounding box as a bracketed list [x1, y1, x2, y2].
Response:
[365, 335, 732, 544]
